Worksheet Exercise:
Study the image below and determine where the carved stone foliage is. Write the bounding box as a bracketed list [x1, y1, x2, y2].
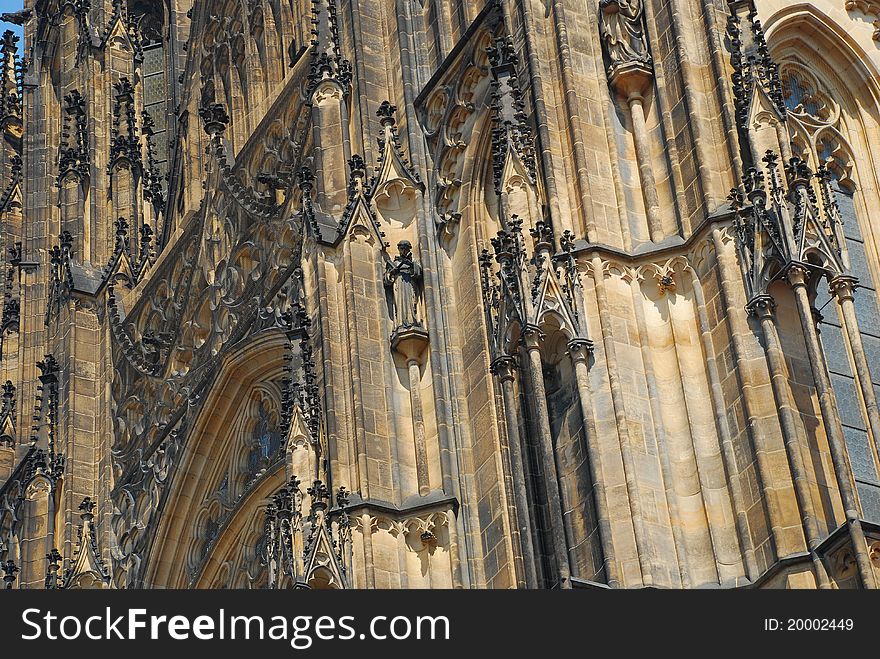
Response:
[416, 6, 501, 237]
[845, 0, 880, 40]
[730, 152, 849, 301]
[479, 219, 583, 359]
[265, 478, 351, 589]
[107, 72, 316, 587]
[351, 507, 457, 588]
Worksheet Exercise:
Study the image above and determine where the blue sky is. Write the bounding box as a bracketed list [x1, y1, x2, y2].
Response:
[0, 0, 23, 43]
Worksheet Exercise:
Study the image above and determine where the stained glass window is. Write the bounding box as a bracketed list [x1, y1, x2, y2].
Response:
[246, 401, 282, 479]
[782, 70, 828, 121]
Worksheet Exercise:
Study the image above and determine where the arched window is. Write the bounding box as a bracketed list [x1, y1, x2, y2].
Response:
[245, 399, 282, 481]
[131, 1, 169, 187]
[776, 51, 880, 523]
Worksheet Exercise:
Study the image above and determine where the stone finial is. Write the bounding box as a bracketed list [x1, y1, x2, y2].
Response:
[2, 558, 18, 588]
[199, 102, 230, 135]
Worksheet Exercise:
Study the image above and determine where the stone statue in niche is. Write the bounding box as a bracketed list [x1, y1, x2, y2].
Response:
[598, 0, 652, 71]
[384, 240, 423, 331]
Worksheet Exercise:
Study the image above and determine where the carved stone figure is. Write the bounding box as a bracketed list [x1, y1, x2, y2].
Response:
[599, 0, 652, 70]
[384, 240, 423, 331]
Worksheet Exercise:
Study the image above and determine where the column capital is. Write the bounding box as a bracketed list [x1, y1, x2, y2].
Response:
[829, 274, 859, 303]
[490, 355, 518, 383]
[746, 294, 776, 320]
[567, 338, 594, 363]
[785, 262, 813, 289]
[521, 324, 546, 349]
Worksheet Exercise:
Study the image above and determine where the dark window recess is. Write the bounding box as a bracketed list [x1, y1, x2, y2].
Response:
[816, 188, 880, 523]
[142, 42, 168, 182]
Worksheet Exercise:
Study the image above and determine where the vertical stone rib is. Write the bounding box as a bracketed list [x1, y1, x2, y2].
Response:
[398, 0, 479, 588]
[658, 0, 719, 210]
[522, 328, 571, 588]
[504, 0, 564, 231]
[666, 287, 732, 584]
[750, 294, 831, 589]
[445, 510, 464, 588]
[315, 255, 353, 491]
[493, 357, 539, 588]
[568, 341, 621, 588]
[690, 271, 759, 582]
[547, 0, 598, 240]
[590, 255, 653, 585]
[627, 96, 663, 243]
[712, 229, 787, 556]
[342, 242, 370, 498]
[360, 513, 376, 588]
[698, 0, 744, 189]
[407, 358, 430, 496]
[831, 276, 880, 456]
[628, 276, 691, 587]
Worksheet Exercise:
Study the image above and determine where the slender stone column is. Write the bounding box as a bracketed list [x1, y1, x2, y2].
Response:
[590, 256, 653, 585]
[712, 229, 788, 554]
[445, 510, 464, 589]
[602, 14, 662, 243]
[748, 294, 831, 589]
[391, 327, 432, 497]
[568, 339, 620, 588]
[626, 93, 663, 243]
[522, 326, 571, 588]
[360, 513, 376, 589]
[491, 356, 539, 589]
[830, 275, 880, 455]
[406, 358, 430, 497]
[787, 267, 876, 588]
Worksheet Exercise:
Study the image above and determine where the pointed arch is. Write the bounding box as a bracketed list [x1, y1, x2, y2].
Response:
[765, 5, 880, 524]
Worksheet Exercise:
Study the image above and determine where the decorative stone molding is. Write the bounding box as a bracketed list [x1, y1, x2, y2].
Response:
[264, 477, 352, 589]
[845, 1, 880, 40]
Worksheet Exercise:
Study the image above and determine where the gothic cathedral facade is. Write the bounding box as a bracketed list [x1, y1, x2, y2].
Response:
[1, 0, 880, 590]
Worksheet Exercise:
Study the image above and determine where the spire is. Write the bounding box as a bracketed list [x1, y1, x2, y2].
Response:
[305, 0, 352, 100]
[58, 90, 90, 184]
[730, 151, 849, 300]
[0, 380, 16, 445]
[727, 2, 786, 127]
[487, 36, 536, 198]
[265, 478, 352, 589]
[0, 31, 21, 131]
[108, 78, 141, 174]
[63, 497, 112, 588]
[726, 0, 790, 166]
[480, 217, 585, 362]
[373, 101, 423, 194]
